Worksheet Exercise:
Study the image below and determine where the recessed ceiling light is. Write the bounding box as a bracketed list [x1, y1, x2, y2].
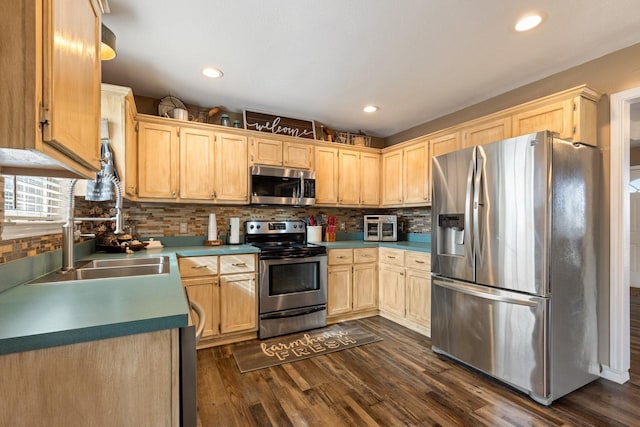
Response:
[363, 105, 378, 113]
[515, 14, 543, 32]
[202, 67, 223, 79]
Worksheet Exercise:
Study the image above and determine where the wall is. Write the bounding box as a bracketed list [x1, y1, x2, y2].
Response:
[74, 199, 431, 241]
[0, 174, 431, 262]
[631, 146, 640, 166]
[134, 95, 386, 149]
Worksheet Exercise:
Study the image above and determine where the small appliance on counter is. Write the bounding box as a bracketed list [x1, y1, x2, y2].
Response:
[364, 215, 397, 241]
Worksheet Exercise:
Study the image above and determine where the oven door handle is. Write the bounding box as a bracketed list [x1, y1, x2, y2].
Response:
[260, 305, 326, 320]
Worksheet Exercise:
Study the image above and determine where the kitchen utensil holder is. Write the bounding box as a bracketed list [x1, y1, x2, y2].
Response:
[307, 226, 322, 243]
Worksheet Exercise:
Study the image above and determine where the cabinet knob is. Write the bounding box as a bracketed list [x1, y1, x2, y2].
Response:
[172, 192, 177, 197]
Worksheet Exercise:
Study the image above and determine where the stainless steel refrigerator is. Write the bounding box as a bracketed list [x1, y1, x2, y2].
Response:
[431, 131, 600, 405]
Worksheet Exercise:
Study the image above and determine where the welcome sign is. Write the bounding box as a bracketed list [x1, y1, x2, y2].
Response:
[232, 324, 382, 373]
[243, 110, 316, 140]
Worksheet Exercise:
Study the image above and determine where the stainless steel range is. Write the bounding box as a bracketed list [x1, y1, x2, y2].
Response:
[245, 220, 327, 339]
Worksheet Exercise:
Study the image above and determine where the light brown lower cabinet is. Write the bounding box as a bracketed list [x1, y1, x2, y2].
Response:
[179, 254, 258, 347]
[378, 248, 431, 336]
[0, 329, 180, 426]
[327, 248, 378, 322]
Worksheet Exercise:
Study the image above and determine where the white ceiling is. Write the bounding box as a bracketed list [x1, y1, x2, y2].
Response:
[101, 0, 640, 139]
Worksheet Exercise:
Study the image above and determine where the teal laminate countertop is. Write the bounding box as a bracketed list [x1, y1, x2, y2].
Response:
[0, 244, 258, 356]
[320, 240, 431, 253]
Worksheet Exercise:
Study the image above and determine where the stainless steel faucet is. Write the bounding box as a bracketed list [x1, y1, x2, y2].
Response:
[62, 174, 125, 271]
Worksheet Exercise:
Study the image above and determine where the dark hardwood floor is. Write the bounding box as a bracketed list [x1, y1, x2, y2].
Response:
[197, 295, 640, 426]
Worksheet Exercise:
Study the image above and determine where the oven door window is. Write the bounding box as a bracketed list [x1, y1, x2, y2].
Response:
[269, 261, 320, 295]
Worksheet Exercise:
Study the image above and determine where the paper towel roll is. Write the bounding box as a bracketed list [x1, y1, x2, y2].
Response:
[207, 213, 217, 241]
[229, 218, 240, 244]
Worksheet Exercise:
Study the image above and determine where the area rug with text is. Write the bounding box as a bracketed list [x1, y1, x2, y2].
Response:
[232, 323, 383, 373]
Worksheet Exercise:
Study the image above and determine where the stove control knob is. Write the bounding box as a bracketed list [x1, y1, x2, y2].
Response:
[249, 224, 254, 230]
[256, 225, 261, 229]
[293, 224, 297, 229]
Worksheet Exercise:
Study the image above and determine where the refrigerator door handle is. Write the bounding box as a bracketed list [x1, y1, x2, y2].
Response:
[464, 157, 475, 266]
[433, 277, 540, 307]
[473, 147, 486, 269]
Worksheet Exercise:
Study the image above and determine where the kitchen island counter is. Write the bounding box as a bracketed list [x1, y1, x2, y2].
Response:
[0, 244, 259, 355]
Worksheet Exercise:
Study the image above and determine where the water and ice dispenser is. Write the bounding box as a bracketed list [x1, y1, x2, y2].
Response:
[437, 214, 465, 256]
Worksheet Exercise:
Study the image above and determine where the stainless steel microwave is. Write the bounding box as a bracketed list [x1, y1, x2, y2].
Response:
[364, 215, 398, 241]
[250, 165, 316, 206]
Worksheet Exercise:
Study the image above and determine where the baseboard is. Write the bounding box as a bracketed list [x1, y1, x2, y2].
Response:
[378, 312, 431, 337]
[599, 365, 630, 384]
[197, 331, 258, 349]
[327, 309, 379, 324]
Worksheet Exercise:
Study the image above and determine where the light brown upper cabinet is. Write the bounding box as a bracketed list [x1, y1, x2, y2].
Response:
[338, 149, 360, 205]
[179, 127, 217, 200]
[403, 139, 430, 205]
[430, 131, 461, 158]
[317, 146, 380, 207]
[134, 116, 248, 203]
[214, 132, 249, 203]
[101, 84, 138, 198]
[360, 152, 381, 206]
[1, 0, 102, 178]
[511, 91, 599, 146]
[250, 137, 313, 169]
[462, 117, 512, 148]
[381, 150, 403, 206]
[314, 146, 339, 204]
[137, 120, 179, 199]
[382, 139, 429, 207]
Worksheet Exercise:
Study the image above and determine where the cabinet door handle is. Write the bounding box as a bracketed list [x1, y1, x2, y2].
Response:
[414, 260, 425, 264]
[224, 277, 252, 283]
[387, 256, 397, 259]
[192, 265, 209, 269]
[232, 262, 247, 267]
[337, 256, 347, 259]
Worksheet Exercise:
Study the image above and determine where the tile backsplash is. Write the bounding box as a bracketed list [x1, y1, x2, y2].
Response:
[0, 197, 432, 264]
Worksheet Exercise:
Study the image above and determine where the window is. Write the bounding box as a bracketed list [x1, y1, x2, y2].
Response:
[2, 175, 71, 239]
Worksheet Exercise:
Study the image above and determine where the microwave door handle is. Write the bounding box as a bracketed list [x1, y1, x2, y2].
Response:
[300, 174, 304, 202]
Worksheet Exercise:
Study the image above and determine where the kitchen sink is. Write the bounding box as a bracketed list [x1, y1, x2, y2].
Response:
[27, 256, 170, 285]
[83, 256, 169, 269]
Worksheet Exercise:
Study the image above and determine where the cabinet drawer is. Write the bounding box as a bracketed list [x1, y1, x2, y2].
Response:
[354, 248, 377, 264]
[179, 256, 218, 277]
[328, 249, 354, 265]
[220, 254, 256, 274]
[405, 251, 430, 271]
[378, 248, 404, 266]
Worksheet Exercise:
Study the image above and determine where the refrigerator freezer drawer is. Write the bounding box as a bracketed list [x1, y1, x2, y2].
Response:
[431, 277, 549, 401]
